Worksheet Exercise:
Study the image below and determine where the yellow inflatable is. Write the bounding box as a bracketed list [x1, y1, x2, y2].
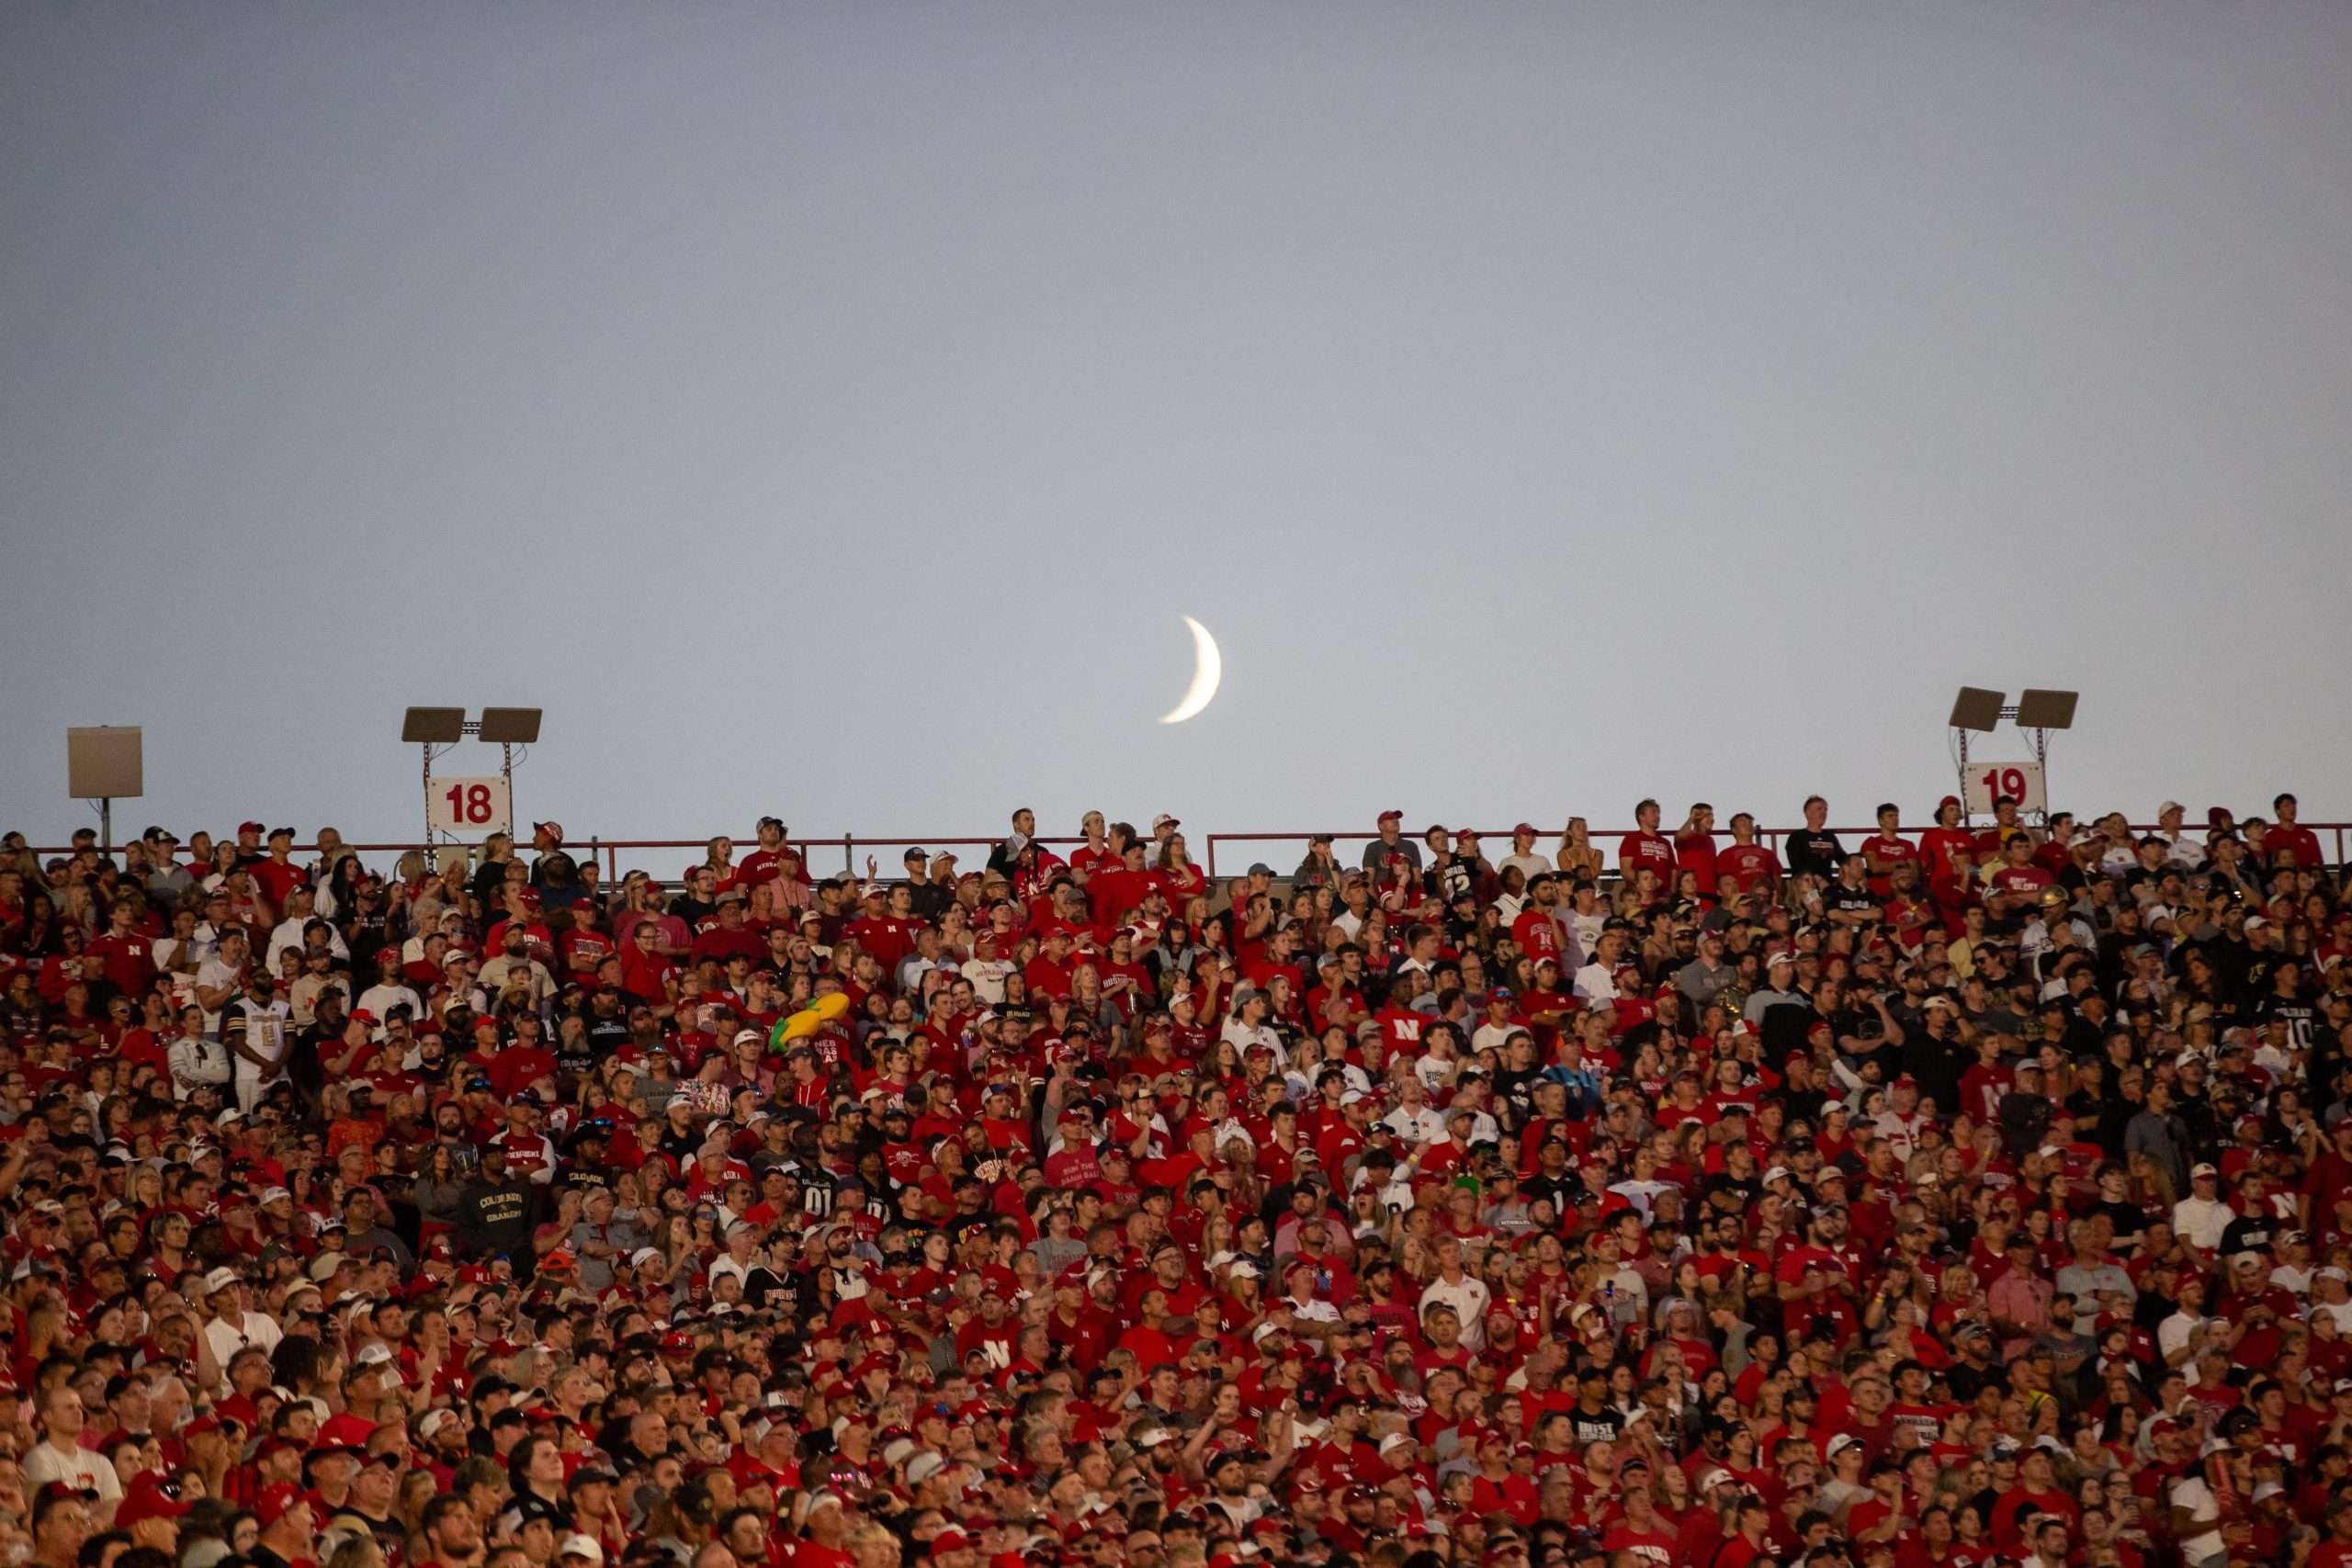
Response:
[769, 990, 852, 1050]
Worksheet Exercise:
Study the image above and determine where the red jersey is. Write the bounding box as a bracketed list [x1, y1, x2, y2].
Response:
[1860, 834, 1917, 893]
[1674, 830, 1719, 896]
[1510, 909, 1564, 963]
[1617, 831, 1674, 880]
[1715, 843, 1782, 895]
[86, 933, 157, 999]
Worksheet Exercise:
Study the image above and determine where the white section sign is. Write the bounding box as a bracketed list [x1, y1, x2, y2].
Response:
[1963, 761, 2045, 815]
[428, 776, 513, 836]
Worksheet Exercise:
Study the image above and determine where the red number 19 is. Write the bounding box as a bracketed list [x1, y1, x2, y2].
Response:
[1980, 767, 2026, 803]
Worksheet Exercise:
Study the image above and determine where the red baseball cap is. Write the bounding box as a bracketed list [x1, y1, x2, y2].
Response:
[118, 1474, 192, 1529]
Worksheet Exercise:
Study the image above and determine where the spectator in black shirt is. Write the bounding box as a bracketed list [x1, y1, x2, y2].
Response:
[1943, 1322, 2007, 1403]
[1567, 1366, 1623, 1445]
[1997, 1063, 2053, 1158]
[1785, 796, 1848, 880]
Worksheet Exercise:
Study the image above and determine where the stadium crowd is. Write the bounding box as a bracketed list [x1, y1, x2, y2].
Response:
[0, 791, 2346, 1568]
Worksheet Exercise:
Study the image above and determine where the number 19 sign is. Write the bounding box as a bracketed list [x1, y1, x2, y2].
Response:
[428, 777, 513, 837]
[1963, 761, 2046, 816]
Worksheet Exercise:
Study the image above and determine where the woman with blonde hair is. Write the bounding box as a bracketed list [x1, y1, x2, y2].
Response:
[1555, 818, 1604, 882]
[690, 836, 737, 890]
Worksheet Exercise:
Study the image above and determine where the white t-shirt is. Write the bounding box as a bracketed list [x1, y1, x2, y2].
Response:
[355, 983, 425, 1031]
[195, 958, 243, 1033]
[1419, 1274, 1493, 1348]
[1383, 1103, 1445, 1145]
[2169, 1472, 2223, 1559]
[2172, 1196, 2233, 1251]
[959, 956, 1016, 1005]
[24, 1438, 122, 1506]
[204, 1309, 283, 1372]
[266, 914, 348, 970]
[1498, 852, 1551, 885]
[1471, 1022, 1519, 1057]
[1411, 1051, 1459, 1094]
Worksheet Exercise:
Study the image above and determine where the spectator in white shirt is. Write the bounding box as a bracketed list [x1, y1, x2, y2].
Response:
[1418, 1237, 1493, 1350]
[198, 1268, 282, 1388]
[166, 1010, 233, 1101]
[2171, 1164, 2233, 1253]
[266, 889, 348, 969]
[1572, 930, 1629, 1004]
[1381, 1080, 1446, 1146]
[21, 1386, 121, 1521]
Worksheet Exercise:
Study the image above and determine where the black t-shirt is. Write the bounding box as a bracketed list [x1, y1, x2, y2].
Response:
[584, 1008, 633, 1056]
[1759, 997, 1819, 1061]
[2220, 1212, 2278, 1258]
[795, 1166, 840, 1220]
[1491, 1066, 1541, 1131]
[557, 1162, 612, 1202]
[1523, 1171, 1580, 1216]
[1701, 1171, 1761, 1215]
[2088, 1198, 2148, 1247]
[1568, 1404, 1623, 1446]
[1824, 883, 1879, 919]
[745, 1264, 805, 1314]
[2254, 994, 2318, 1052]
[1943, 1356, 2007, 1404]
[1786, 830, 1848, 879]
[556, 1032, 598, 1079]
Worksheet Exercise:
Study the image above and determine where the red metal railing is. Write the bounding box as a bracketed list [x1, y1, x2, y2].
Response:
[20, 821, 2346, 889]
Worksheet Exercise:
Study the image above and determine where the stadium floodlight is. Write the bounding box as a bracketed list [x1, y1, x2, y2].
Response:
[2014, 690, 2078, 731]
[1948, 688, 2006, 732]
[401, 706, 468, 744]
[67, 726, 144, 853]
[475, 707, 543, 745]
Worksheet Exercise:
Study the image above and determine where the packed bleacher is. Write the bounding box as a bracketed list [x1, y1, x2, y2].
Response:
[0, 790, 2347, 1568]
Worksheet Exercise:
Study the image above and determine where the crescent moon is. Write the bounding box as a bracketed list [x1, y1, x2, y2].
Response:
[1159, 615, 1223, 724]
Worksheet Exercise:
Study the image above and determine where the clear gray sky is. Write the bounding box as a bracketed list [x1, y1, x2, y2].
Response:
[6, 5, 2349, 856]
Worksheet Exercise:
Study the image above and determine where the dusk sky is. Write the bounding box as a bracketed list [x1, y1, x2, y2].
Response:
[6, 5, 2348, 865]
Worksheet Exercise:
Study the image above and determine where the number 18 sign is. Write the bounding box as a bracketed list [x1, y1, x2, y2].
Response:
[1963, 761, 2046, 816]
[428, 777, 513, 837]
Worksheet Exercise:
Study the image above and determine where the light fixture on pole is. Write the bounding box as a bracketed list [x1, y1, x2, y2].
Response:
[1948, 690, 2004, 823]
[2013, 691, 2078, 822]
[474, 709, 542, 833]
[67, 727, 143, 854]
[402, 707, 468, 844]
[1948, 686, 2077, 825]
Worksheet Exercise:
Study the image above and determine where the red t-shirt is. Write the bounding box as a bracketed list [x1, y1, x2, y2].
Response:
[1715, 843, 1782, 895]
[1617, 831, 1674, 880]
[1599, 1523, 1676, 1568]
[1511, 909, 1564, 963]
[1675, 830, 1719, 895]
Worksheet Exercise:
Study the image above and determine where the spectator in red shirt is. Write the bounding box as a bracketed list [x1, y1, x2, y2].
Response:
[1618, 799, 1675, 886]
